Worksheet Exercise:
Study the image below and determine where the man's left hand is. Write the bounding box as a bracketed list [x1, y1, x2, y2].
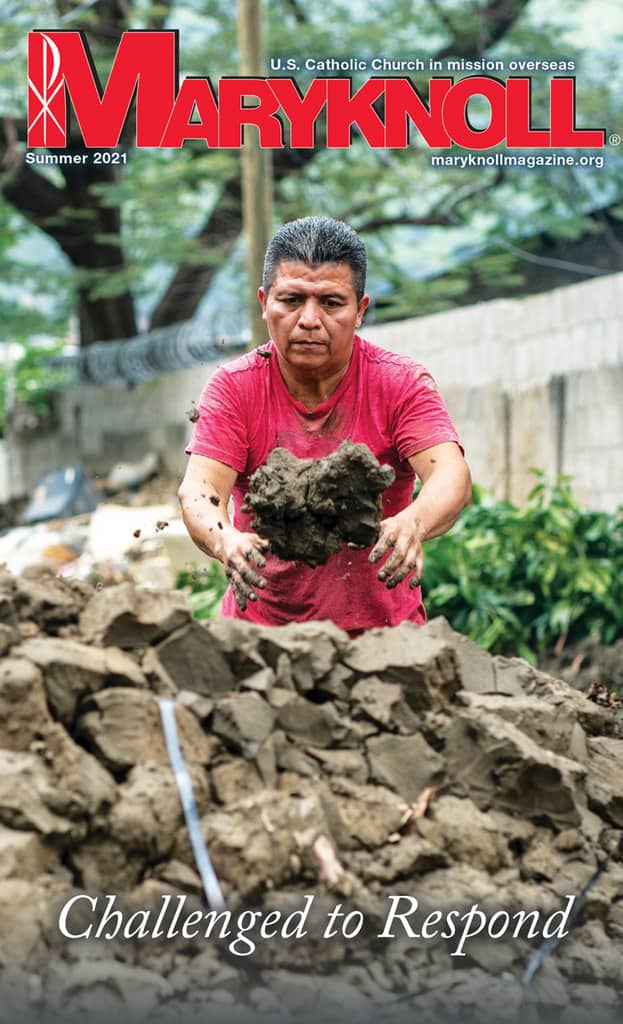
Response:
[368, 505, 425, 590]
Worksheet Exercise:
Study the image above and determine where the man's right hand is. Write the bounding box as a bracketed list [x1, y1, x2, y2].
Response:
[218, 526, 269, 610]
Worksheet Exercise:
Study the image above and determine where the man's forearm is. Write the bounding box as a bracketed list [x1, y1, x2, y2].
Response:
[409, 463, 472, 541]
[178, 488, 232, 561]
[178, 455, 267, 610]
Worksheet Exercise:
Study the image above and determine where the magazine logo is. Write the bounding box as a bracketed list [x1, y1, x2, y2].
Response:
[27, 30, 606, 150]
[27, 30, 176, 147]
[28, 33, 65, 146]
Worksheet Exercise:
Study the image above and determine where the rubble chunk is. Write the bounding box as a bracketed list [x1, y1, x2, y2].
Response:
[329, 779, 407, 849]
[585, 737, 623, 826]
[443, 707, 587, 828]
[0, 622, 18, 656]
[0, 826, 57, 882]
[0, 657, 51, 749]
[155, 621, 235, 696]
[366, 733, 445, 803]
[421, 616, 497, 693]
[79, 581, 191, 647]
[15, 637, 147, 724]
[212, 692, 275, 758]
[459, 692, 589, 761]
[109, 762, 210, 858]
[276, 697, 346, 748]
[76, 688, 211, 771]
[350, 676, 419, 731]
[344, 624, 460, 709]
[15, 574, 84, 630]
[430, 795, 511, 872]
[0, 750, 85, 838]
[211, 760, 264, 804]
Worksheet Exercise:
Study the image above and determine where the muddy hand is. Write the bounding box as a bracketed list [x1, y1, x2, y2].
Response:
[368, 510, 425, 590]
[219, 527, 269, 610]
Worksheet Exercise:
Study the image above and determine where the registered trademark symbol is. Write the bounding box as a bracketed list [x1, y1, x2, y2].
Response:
[609, 133, 621, 145]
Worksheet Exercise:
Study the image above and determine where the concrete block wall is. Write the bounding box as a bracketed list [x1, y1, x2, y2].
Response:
[563, 367, 623, 510]
[2, 271, 622, 511]
[364, 272, 623, 509]
[54, 364, 216, 476]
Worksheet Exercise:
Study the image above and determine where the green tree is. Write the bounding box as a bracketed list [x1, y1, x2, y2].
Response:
[1, 0, 621, 346]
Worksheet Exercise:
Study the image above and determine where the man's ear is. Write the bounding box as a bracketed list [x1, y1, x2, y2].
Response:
[355, 293, 370, 328]
[258, 286, 267, 321]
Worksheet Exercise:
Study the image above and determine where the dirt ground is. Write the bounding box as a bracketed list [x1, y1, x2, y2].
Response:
[0, 567, 621, 1023]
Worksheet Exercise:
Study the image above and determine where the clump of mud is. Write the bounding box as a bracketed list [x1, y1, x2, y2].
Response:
[244, 440, 395, 566]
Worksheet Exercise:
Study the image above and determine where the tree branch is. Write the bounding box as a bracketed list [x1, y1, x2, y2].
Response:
[55, 0, 132, 41]
[1, 119, 71, 245]
[441, 168, 504, 219]
[280, 0, 308, 24]
[428, 0, 458, 38]
[149, 146, 320, 329]
[147, 0, 174, 31]
[436, 0, 530, 60]
[355, 212, 457, 233]
[149, 176, 243, 328]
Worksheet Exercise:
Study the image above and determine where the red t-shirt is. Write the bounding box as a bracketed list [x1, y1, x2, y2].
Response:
[186, 335, 462, 632]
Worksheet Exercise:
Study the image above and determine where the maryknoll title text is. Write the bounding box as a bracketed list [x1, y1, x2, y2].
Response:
[27, 31, 605, 151]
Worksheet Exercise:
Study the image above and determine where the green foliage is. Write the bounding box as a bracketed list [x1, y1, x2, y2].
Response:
[0, 340, 74, 437]
[175, 561, 227, 620]
[423, 473, 623, 661]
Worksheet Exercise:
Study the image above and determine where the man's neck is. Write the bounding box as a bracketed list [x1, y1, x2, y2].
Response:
[277, 357, 351, 411]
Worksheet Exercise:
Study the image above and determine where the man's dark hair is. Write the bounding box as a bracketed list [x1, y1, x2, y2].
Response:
[263, 216, 367, 300]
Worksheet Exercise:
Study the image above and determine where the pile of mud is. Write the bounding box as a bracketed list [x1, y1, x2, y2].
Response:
[540, 634, 623, 697]
[245, 441, 395, 566]
[0, 566, 622, 1023]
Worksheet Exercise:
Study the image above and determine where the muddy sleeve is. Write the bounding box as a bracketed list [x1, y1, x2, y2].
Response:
[390, 364, 463, 461]
[185, 368, 249, 473]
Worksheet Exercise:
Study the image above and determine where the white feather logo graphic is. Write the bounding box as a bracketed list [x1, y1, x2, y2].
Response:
[28, 33, 64, 144]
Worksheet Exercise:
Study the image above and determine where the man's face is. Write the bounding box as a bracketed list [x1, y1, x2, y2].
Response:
[258, 261, 369, 378]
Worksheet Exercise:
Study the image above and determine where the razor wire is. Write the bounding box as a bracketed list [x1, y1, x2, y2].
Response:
[48, 309, 249, 387]
[82, 311, 248, 384]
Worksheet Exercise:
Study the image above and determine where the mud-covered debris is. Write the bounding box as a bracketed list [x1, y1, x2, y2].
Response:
[155, 620, 235, 696]
[444, 707, 587, 828]
[212, 692, 275, 758]
[585, 737, 623, 826]
[13, 636, 147, 724]
[0, 658, 51, 751]
[587, 680, 623, 710]
[109, 762, 210, 859]
[0, 569, 619, 1020]
[245, 440, 395, 566]
[76, 687, 211, 771]
[79, 581, 190, 648]
[185, 401, 200, 423]
[365, 732, 445, 803]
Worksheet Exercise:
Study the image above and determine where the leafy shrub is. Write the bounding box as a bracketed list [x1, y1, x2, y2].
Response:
[175, 562, 227, 620]
[0, 342, 75, 437]
[423, 473, 623, 662]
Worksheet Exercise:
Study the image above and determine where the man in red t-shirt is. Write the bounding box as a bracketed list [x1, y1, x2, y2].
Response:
[179, 216, 471, 633]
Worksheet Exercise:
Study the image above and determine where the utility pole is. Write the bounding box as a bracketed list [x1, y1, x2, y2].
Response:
[237, 0, 273, 350]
